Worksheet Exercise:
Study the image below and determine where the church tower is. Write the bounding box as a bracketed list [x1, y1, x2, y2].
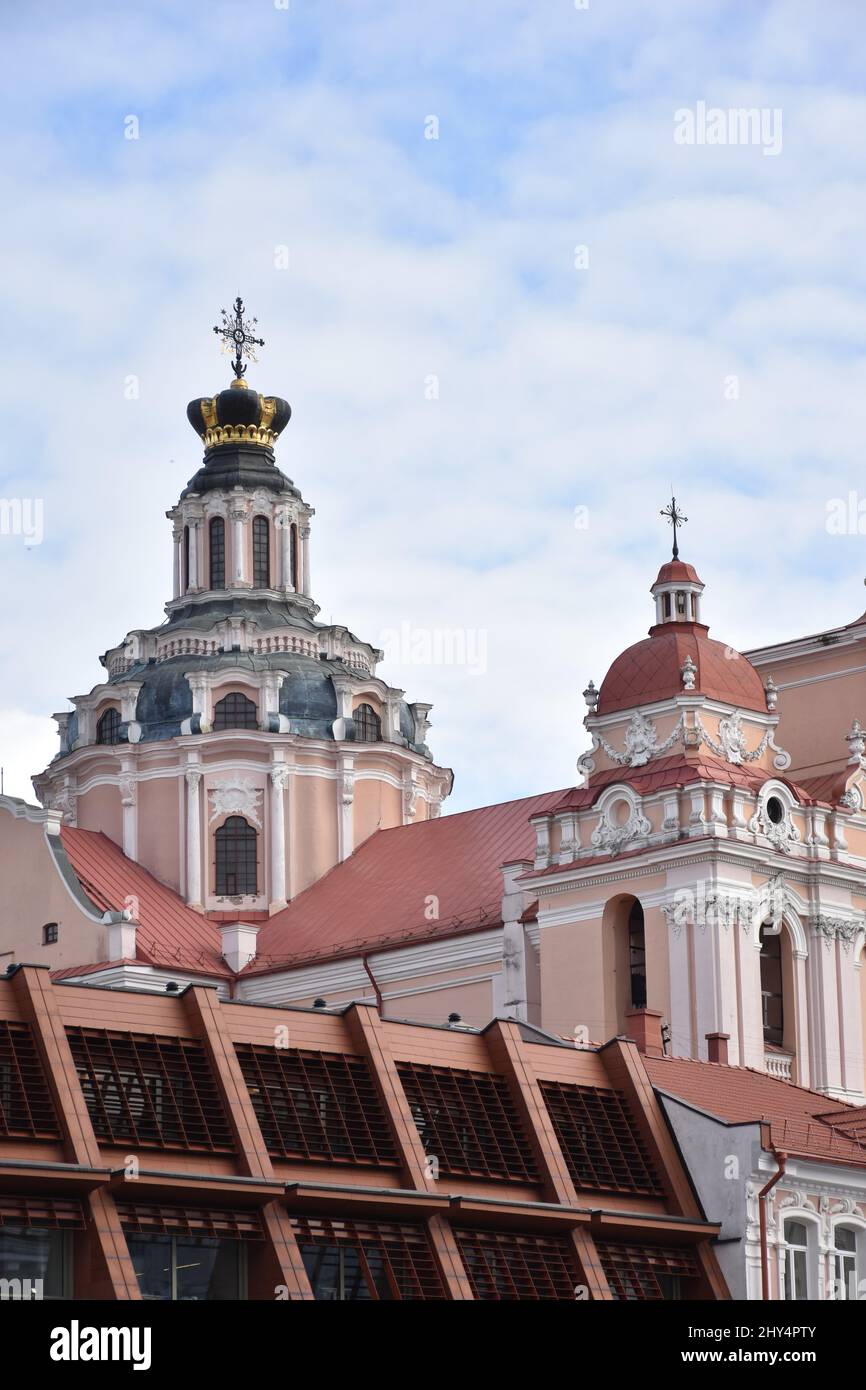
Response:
[34, 301, 452, 914]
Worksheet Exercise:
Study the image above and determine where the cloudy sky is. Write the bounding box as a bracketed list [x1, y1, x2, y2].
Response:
[2, 0, 866, 813]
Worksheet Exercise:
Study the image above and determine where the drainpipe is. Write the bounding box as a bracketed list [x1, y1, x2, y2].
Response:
[362, 954, 383, 1014]
[759, 1148, 787, 1300]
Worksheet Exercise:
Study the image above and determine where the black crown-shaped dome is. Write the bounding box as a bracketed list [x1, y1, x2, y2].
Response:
[187, 378, 291, 455]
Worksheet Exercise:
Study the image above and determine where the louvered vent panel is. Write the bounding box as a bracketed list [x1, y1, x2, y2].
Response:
[236, 1044, 397, 1165]
[396, 1062, 536, 1181]
[67, 1027, 233, 1152]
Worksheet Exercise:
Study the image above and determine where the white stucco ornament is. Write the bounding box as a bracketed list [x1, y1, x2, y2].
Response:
[208, 777, 264, 828]
[717, 709, 749, 764]
[681, 654, 697, 690]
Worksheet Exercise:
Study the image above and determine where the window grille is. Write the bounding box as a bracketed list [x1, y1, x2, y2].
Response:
[539, 1081, 663, 1195]
[396, 1062, 536, 1181]
[0, 1022, 59, 1138]
[454, 1227, 578, 1300]
[293, 1215, 445, 1300]
[236, 1045, 396, 1165]
[66, 1027, 233, 1152]
[596, 1240, 699, 1300]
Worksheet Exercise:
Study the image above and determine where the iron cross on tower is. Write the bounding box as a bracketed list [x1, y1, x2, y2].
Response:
[660, 495, 688, 560]
[213, 297, 265, 380]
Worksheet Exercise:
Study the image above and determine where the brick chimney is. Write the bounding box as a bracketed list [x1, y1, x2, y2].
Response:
[624, 1007, 665, 1057]
[706, 1032, 730, 1065]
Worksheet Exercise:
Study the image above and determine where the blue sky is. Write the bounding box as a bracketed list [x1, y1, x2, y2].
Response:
[2, 0, 866, 811]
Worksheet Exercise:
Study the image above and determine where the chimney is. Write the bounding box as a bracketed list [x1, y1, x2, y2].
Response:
[107, 915, 137, 962]
[624, 1007, 665, 1057]
[220, 922, 260, 974]
[706, 1031, 730, 1065]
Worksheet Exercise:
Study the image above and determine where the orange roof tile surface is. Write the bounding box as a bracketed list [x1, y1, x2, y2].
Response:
[60, 827, 226, 974]
[646, 1054, 866, 1166]
[248, 787, 570, 971]
[597, 624, 767, 715]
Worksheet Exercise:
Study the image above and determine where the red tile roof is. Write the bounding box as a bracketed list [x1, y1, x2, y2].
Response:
[646, 1054, 866, 1166]
[655, 560, 703, 586]
[249, 788, 570, 973]
[60, 828, 227, 975]
[598, 625, 767, 715]
[795, 770, 849, 806]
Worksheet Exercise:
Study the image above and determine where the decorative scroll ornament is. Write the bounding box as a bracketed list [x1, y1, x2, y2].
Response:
[590, 800, 652, 858]
[695, 711, 791, 771]
[208, 777, 264, 828]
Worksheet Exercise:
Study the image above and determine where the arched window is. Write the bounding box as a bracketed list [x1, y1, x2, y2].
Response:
[96, 708, 122, 745]
[627, 900, 647, 1009]
[759, 925, 784, 1047]
[354, 703, 381, 742]
[290, 522, 299, 590]
[213, 693, 259, 730]
[252, 516, 270, 588]
[832, 1226, 859, 1300]
[183, 525, 190, 592]
[782, 1219, 810, 1301]
[215, 816, 257, 896]
[209, 516, 225, 590]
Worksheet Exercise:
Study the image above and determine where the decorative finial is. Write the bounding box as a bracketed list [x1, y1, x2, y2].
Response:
[846, 717, 866, 766]
[660, 495, 688, 560]
[213, 297, 265, 381]
[765, 675, 778, 712]
[583, 680, 598, 712]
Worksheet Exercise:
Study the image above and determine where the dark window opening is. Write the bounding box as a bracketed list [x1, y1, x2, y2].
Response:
[628, 900, 647, 1009]
[760, 925, 784, 1047]
[354, 703, 381, 742]
[252, 516, 270, 588]
[42, 923, 58, 945]
[183, 525, 190, 592]
[96, 708, 122, 745]
[212, 693, 258, 730]
[290, 522, 299, 589]
[0, 1227, 70, 1299]
[127, 1235, 244, 1301]
[766, 796, 784, 825]
[215, 816, 258, 896]
[209, 517, 225, 590]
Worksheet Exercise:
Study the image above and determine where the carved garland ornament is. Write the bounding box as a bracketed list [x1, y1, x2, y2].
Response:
[583, 708, 791, 775]
[208, 777, 264, 828]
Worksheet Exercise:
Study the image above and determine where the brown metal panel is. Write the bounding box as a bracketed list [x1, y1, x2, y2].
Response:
[344, 1003, 469, 1299]
[9, 967, 141, 1299]
[181, 986, 313, 1299]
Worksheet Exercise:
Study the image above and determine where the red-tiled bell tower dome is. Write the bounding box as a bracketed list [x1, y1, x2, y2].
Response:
[596, 555, 768, 715]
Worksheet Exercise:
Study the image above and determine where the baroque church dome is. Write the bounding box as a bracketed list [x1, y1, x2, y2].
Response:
[597, 557, 768, 715]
